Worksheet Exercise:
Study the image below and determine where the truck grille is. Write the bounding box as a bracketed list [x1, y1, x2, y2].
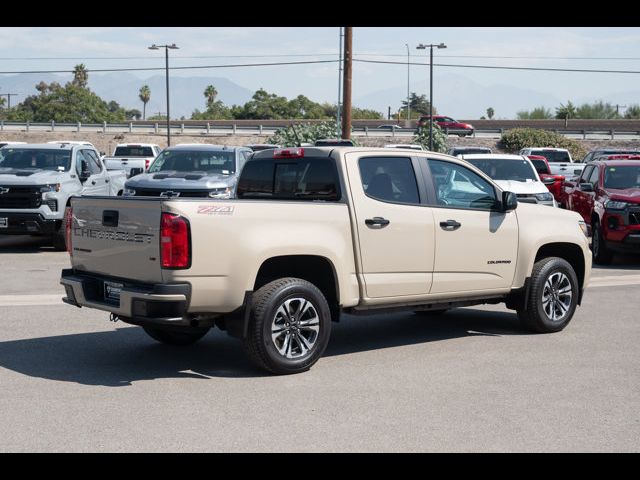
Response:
[0, 186, 42, 209]
[134, 188, 211, 198]
[629, 210, 640, 225]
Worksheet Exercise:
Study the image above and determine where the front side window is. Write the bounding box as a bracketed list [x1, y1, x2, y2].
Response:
[236, 157, 340, 201]
[358, 156, 420, 204]
[588, 166, 600, 186]
[428, 159, 498, 210]
[0, 148, 72, 172]
[148, 149, 236, 174]
[83, 150, 102, 174]
[579, 165, 594, 184]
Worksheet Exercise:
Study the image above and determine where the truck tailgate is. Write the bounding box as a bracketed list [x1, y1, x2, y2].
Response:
[70, 197, 163, 283]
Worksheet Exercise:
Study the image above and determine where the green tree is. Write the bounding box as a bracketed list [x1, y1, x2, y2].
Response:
[624, 104, 640, 119]
[414, 121, 447, 153]
[72, 64, 89, 88]
[555, 101, 577, 127]
[138, 85, 151, 120]
[516, 107, 553, 119]
[126, 109, 142, 120]
[575, 100, 619, 119]
[204, 85, 218, 109]
[486, 107, 495, 120]
[401, 93, 435, 116]
[232, 88, 290, 119]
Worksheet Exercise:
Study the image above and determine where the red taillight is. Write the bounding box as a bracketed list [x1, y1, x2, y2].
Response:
[145, 159, 151, 170]
[65, 206, 73, 255]
[274, 147, 304, 159]
[160, 213, 190, 269]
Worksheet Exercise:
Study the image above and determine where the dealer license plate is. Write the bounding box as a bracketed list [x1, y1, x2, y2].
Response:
[0, 217, 7, 228]
[104, 281, 123, 303]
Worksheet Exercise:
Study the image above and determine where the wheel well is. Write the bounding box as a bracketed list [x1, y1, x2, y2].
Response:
[254, 255, 339, 310]
[535, 243, 585, 287]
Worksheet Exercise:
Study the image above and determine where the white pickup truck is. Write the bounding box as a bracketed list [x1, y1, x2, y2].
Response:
[61, 147, 592, 374]
[103, 143, 162, 178]
[518, 147, 586, 179]
[0, 143, 126, 249]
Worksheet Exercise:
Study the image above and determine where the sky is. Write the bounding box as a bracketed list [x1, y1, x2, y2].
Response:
[1, 27, 640, 118]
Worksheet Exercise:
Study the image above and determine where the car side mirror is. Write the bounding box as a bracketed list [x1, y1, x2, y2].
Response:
[78, 160, 90, 182]
[579, 183, 594, 192]
[501, 191, 518, 211]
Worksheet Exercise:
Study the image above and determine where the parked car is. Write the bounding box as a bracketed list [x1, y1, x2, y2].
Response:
[123, 144, 252, 199]
[418, 115, 474, 137]
[592, 154, 640, 162]
[581, 148, 640, 163]
[102, 143, 162, 178]
[377, 124, 404, 131]
[447, 146, 492, 156]
[246, 144, 280, 152]
[0, 143, 126, 249]
[314, 139, 355, 146]
[61, 146, 591, 374]
[563, 159, 640, 264]
[384, 144, 425, 151]
[461, 154, 557, 207]
[527, 155, 567, 207]
[0, 141, 27, 149]
[518, 147, 585, 178]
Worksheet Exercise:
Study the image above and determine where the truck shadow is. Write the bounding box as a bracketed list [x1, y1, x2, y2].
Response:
[0, 235, 54, 253]
[0, 308, 525, 386]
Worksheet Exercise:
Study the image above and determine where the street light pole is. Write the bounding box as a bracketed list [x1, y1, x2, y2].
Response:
[405, 44, 410, 128]
[416, 42, 446, 151]
[148, 43, 179, 146]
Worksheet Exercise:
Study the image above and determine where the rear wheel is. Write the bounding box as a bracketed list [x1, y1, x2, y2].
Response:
[242, 278, 332, 375]
[517, 257, 579, 333]
[592, 220, 613, 265]
[143, 326, 210, 346]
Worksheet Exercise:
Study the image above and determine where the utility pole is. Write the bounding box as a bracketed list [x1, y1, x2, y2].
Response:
[337, 27, 344, 135]
[341, 27, 353, 140]
[0, 93, 20, 109]
[405, 43, 411, 128]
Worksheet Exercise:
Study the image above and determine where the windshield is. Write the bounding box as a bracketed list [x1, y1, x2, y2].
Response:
[603, 166, 640, 189]
[148, 149, 236, 174]
[0, 148, 72, 171]
[530, 150, 571, 162]
[467, 158, 538, 182]
[114, 146, 155, 157]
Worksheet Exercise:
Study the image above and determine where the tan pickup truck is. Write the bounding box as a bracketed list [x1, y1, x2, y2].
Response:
[60, 147, 592, 374]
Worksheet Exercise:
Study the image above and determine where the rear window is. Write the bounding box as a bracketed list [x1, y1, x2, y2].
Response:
[114, 146, 156, 157]
[530, 150, 571, 163]
[451, 148, 491, 155]
[236, 158, 340, 201]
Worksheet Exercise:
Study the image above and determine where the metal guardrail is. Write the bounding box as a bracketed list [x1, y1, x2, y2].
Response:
[1, 120, 640, 140]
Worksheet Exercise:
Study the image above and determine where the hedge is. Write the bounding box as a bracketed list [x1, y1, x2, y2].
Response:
[499, 128, 587, 160]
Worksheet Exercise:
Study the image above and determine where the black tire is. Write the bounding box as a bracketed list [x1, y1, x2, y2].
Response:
[592, 220, 613, 265]
[517, 257, 579, 333]
[414, 309, 449, 316]
[143, 326, 210, 346]
[51, 208, 68, 251]
[242, 278, 332, 375]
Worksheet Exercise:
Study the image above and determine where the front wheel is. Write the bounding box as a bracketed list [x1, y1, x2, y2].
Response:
[242, 278, 332, 375]
[592, 220, 613, 265]
[143, 326, 210, 346]
[517, 257, 579, 333]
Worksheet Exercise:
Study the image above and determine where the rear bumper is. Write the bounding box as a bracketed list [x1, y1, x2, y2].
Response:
[60, 269, 192, 325]
[0, 212, 59, 235]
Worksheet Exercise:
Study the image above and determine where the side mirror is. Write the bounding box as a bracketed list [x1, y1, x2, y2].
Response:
[100, 151, 106, 157]
[579, 183, 594, 192]
[78, 160, 90, 182]
[501, 191, 518, 211]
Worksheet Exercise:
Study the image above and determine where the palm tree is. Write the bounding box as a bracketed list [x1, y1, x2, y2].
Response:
[139, 85, 151, 120]
[486, 107, 495, 119]
[72, 64, 89, 88]
[556, 101, 577, 127]
[204, 85, 218, 109]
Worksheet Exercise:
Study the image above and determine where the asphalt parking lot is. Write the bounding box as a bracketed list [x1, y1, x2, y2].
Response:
[0, 234, 638, 452]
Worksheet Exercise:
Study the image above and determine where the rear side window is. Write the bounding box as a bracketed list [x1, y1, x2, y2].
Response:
[358, 156, 420, 204]
[236, 157, 340, 201]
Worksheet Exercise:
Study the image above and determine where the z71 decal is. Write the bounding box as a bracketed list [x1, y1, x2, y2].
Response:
[197, 205, 235, 215]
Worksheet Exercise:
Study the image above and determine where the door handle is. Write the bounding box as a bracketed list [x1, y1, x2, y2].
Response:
[440, 219, 461, 230]
[365, 217, 390, 227]
[105, 178, 109, 183]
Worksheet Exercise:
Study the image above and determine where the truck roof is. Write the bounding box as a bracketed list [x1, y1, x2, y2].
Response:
[594, 159, 640, 167]
[116, 143, 159, 147]
[2, 143, 76, 151]
[170, 143, 250, 151]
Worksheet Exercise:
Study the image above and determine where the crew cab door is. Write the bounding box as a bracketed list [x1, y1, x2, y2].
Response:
[569, 165, 595, 223]
[344, 152, 435, 299]
[77, 149, 109, 196]
[422, 158, 518, 293]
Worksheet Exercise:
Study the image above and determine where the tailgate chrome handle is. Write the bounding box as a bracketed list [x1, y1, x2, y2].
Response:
[102, 210, 119, 227]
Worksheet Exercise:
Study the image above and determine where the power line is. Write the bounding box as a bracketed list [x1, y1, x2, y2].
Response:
[0, 59, 339, 75]
[353, 58, 640, 74]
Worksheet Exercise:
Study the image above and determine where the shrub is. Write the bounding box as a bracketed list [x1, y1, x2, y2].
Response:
[268, 121, 359, 147]
[500, 128, 587, 159]
[413, 121, 448, 153]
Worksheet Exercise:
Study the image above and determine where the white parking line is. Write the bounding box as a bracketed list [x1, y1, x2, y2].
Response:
[0, 294, 64, 306]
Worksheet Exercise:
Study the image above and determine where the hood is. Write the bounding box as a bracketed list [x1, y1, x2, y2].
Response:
[605, 187, 640, 204]
[125, 170, 236, 190]
[0, 169, 64, 185]
[494, 179, 548, 195]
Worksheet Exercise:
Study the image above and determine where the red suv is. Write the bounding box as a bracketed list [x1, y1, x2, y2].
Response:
[527, 155, 566, 205]
[564, 159, 640, 264]
[417, 115, 474, 137]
